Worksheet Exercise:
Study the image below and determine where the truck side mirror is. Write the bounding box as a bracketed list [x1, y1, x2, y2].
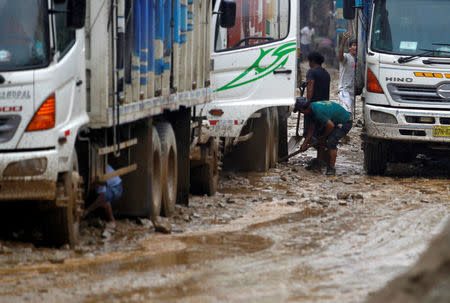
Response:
[219, 0, 236, 28]
[343, 0, 356, 20]
[67, 0, 86, 29]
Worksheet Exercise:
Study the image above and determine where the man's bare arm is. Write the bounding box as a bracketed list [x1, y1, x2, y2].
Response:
[307, 80, 314, 101]
[339, 32, 350, 62]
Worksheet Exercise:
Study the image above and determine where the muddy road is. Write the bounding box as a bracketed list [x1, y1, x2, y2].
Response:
[1, 68, 449, 303]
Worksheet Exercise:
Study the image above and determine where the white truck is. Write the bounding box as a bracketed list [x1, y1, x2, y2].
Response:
[0, 0, 300, 246]
[343, 0, 450, 174]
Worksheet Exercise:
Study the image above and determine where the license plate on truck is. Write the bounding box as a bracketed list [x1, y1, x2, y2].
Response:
[433, 125, 450, 137]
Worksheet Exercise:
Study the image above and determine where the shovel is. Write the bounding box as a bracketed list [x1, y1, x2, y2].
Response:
[287, 84, 306, 154]
[287, 112, 302, 154]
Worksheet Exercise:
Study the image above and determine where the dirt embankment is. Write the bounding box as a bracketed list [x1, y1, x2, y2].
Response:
[366, 219, 450, 303]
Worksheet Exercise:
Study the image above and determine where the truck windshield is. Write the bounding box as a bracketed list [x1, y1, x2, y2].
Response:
[215, 0, 290, 51]
[0, 1, 49, 71]
[371, 0, 450, 57]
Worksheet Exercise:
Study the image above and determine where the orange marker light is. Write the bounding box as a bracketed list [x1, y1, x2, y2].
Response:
[26, 94, 55, 132]
[367, 69, 383, 94]
[414, 72, 424, 77]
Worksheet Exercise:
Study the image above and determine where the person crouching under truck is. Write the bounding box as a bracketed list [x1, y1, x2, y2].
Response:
[84, 165, 123, 223]
[294, 99, 353, 176]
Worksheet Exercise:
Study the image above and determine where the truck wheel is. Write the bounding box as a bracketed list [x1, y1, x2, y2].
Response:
[45, 152, 84, 247]
[155, 122, 178, 217]
[191, 138, 221, 196]
[150, 126, 163, 218]
[278, 106, 289, 160]
[364, 140, 387, 175]
[269, 107, 279, 167]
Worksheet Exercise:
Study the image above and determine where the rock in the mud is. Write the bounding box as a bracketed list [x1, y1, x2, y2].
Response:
[60, 244, 70, 250]
[101, 230, 112, 239]
[49, 252, 66, 264]
[152, 216, 172, 234]
[136, 218, 153, 228]
[337, 192, 351, 200]
[0, 244, 12, 254]
[351, 193, 364, 201]
[287, 201, 296, 206]
[226, 198, 236, 204]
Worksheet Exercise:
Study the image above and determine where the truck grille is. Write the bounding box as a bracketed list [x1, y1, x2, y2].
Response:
[387, 84, 450, 104]
[0, 115, 21, 143]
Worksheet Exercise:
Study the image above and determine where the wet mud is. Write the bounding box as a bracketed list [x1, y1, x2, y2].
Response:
[1, 65, 449, 303]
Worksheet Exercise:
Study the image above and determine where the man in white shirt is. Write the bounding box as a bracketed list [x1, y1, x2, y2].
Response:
[300, 24, 315, 60]
[338, 31, 357, 115]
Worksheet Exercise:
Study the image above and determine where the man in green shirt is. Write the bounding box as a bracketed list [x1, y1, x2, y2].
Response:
[294, 99, 353, 175]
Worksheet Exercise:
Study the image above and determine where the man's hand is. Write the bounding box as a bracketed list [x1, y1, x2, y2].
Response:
[339, 31, 351, 62]
[299, 142, 310, 152]
[342, 31, 351, 41]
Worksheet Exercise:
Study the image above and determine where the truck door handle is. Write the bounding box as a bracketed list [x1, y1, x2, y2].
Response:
[76, 80, 83, 86]
[273, 69, 292, 75]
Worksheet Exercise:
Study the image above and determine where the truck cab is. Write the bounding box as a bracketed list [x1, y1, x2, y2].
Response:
[200, 0, 299, 171]
[0, 1, 87, 200]
[346, 0, 450, 174]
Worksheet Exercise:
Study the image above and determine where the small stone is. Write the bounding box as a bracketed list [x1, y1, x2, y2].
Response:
[218, 202, 225, 208]
[337, 192, 351, 200]
[49, 252, 66, 264]
[39, 288, 48, 293]
[152, 216, 172, 234]
[338, 201, 348, 206]
[280, 176, 287, 181]
[101, 230, 111, 239]
[226, 198, 236, 204]
[0, 245, 12, 254]
[222, 214, 232, 220]
[60, 244, 70, 250]
[351, 193, 364, 200]
[136, 218, 153, 227]
[192, 213, 200, 218]
[182, 214, 191, 222]
[287, 201, 295, 206]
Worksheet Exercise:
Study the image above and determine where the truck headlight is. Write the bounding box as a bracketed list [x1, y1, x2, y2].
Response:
[3, 158, 47, 177]
[370, 110, 398, 124]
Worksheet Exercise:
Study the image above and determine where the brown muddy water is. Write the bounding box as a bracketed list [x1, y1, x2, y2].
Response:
[0, 67, 449, 303]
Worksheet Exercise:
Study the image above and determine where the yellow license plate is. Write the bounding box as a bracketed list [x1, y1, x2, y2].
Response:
[433, 125, 450, 137]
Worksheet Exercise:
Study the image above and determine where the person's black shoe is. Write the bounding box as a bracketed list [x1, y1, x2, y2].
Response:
[306, 158, 326, 171]
[325, 167, 336, 176]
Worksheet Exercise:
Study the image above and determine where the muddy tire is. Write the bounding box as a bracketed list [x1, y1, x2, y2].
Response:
[155, 122, 178, 217]
[150, 126, 163, 218]
[269, 107, 279, 167]
[241, 108, 270, 172]
[278, 106, 289, 160]
[364, 140, 387, 175]
[44, 152, 84, 247]
[191, 138, 221, 196]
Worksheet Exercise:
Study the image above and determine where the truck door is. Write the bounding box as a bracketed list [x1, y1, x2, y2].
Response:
[208, 0, 298, 137]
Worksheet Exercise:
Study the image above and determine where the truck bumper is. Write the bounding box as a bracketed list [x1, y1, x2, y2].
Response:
[0, 149, 59, 201]
[364, 104, 450, 144]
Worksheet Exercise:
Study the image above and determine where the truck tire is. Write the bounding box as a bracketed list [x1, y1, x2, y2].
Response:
[364, 140, 387, 175]
[155, 122, 178, 217]
[278, 106, 289, 160]
[191, 138, 221, 196]
[269, 107, 279, 167]
[44, 152, 84, 247]
[150, 126, 163, 218]
[242, 108, 271, 172]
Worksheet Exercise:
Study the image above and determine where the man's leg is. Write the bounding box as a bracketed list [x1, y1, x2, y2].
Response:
[328, 148, 337, 169]
[84, 193, 106, 217]
[103, 202, 115, 222]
